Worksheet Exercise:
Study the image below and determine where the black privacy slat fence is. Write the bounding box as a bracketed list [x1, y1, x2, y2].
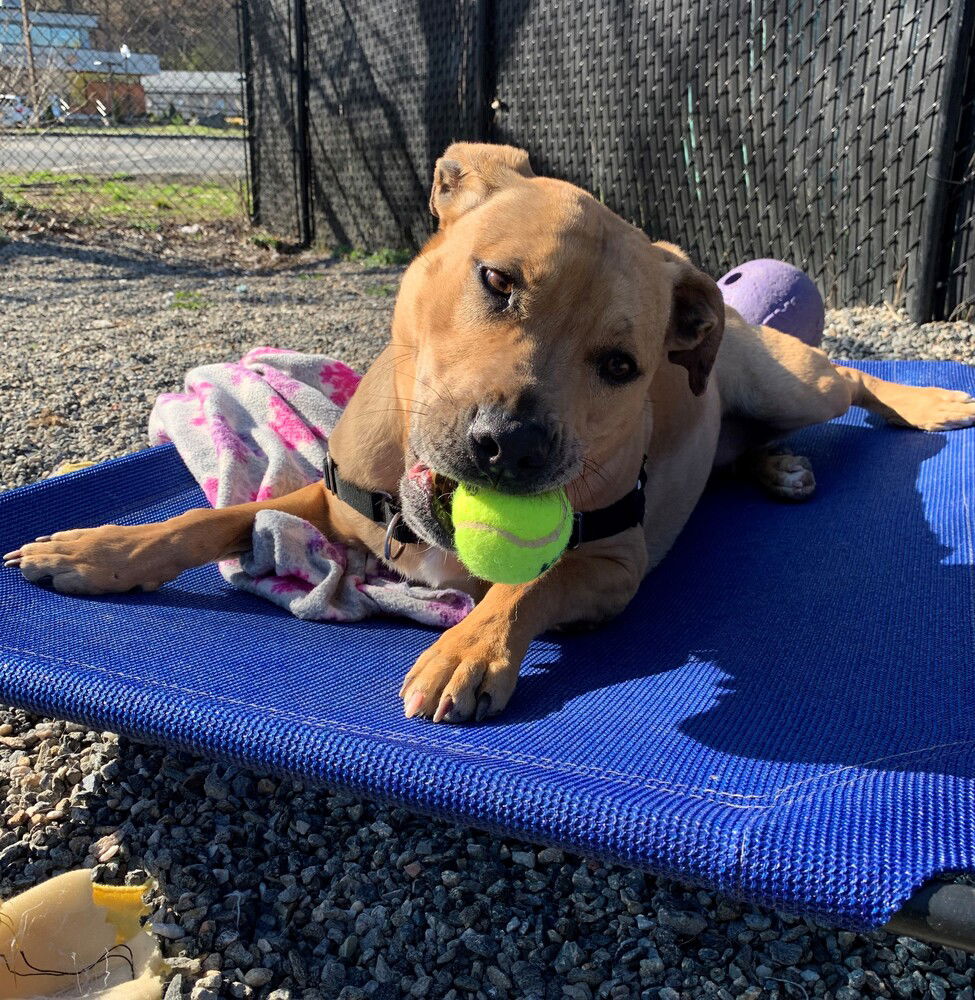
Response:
[942, 32, 975, 320]
[240, 0, 975, 322]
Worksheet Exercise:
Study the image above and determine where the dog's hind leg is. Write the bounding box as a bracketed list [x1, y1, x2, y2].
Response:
[720, 316, 975, 435]
[833, 365, 975, 431]
[736, 448, 816, 501]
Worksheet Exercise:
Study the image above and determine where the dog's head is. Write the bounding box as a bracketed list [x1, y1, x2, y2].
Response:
[394, 143, 724, 548]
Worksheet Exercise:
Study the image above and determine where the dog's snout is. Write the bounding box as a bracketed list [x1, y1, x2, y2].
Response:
[468, 406, 552, 483]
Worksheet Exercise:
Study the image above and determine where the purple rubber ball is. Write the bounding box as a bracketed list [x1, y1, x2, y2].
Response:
[717, 259, 825, 348]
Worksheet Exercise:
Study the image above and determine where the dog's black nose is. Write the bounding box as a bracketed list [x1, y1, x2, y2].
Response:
[469, 406, 551, 483]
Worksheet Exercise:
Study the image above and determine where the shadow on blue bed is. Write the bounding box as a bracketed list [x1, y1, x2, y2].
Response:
[504, 420, 975, 780]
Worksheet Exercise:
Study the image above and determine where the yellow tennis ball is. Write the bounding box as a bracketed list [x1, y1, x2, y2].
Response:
[451, 484, 573, 584]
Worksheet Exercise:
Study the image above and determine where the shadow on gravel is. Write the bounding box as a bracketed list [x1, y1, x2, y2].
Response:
[0, 236, 341, 282]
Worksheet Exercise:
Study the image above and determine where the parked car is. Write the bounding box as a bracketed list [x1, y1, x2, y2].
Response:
[0, 94, 32, 126]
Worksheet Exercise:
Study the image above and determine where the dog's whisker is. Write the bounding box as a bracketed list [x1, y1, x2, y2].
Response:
[390, 359, 453, 408]
[575, 459, 609, 507]
[581, 458, 609, 485]
[366, 394, 431, 415]
[423, 366, 458, 407]
[376, 358, 449, 407]
[350, 408, 429, 419]
[374, 395, 430, 408]
[411, 376, 449, 405]
[385, 341, 457, 406]
[385, 353, 420, 369]
[376, 342, 458, 409]
[370, 346, 418, 368]
[394, 396, 430, 408]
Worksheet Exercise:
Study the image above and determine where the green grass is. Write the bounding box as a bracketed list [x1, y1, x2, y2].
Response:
[250, 231, 281, 250]
[364, 282, 397, 297]
[170, 290, 209, 310]
[8, 123, 245, 139]
[337, 246, 412, 267]
[0, 170, 245, 226]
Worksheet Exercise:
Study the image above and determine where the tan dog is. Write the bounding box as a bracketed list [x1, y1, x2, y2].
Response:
[8, 143, 975, 724]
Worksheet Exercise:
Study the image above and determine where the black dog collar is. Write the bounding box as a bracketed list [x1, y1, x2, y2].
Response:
[322, 451, 647, 558]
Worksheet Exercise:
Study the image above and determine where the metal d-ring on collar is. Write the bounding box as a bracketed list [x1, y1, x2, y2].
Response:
[384, 511, 406, 562]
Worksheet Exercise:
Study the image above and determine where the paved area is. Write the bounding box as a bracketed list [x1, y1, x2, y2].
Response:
[1, 132, 246, 177]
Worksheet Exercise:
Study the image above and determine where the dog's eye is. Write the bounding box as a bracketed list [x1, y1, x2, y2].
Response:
[597, 350, 640, 386]
[480, 266, 514, 299]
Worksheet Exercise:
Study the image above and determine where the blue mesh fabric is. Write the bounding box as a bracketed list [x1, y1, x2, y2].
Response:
[1, 361, 973, 928]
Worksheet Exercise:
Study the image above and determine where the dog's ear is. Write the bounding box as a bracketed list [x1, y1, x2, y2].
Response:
[664, 263, 726, 396]
[429, 143, 534, 228]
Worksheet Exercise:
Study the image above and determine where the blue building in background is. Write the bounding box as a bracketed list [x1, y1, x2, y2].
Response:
[0, 1, 159, 119]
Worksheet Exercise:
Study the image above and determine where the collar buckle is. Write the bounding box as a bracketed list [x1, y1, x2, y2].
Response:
[322, 451, 339, 494]
[568, 511, 585, 550]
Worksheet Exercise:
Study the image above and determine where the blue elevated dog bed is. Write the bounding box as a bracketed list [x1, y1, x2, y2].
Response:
[1, 361, 973, 932]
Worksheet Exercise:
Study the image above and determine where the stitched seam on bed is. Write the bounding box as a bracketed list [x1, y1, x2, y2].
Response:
[1, 641, 971, 810]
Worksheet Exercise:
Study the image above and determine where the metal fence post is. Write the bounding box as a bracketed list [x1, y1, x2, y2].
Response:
[476, 0, 495, 142]
[292, 0, 312, 246]
[236, 0, 259, 224]
[928, 0, 975, 321]
[914, 0, 975, 321]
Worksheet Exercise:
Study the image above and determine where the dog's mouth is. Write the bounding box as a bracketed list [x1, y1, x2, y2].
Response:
[398, 461, 459, 550]
[413, 462, 458, 525]
[398, 444, 582, 553]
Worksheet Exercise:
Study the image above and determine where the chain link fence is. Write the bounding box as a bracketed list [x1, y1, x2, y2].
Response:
[0, 0, 249, 231]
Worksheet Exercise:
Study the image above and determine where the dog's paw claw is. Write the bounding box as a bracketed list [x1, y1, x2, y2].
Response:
[404, 690, 425, 719]
[432, 694, 454, 724]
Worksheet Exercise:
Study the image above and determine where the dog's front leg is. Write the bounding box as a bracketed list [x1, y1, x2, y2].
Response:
[5, 483, 331, 595]
[399, 532, 646, 723]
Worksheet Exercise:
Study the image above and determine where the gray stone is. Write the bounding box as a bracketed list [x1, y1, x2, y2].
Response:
[203, 768, 230, 802]
[338, 935, 359, 961]
[151, 922, 185, 940]
[409, 978, 432, 998]
[461, 930, 497, 959]
[657, 908, 707, 937]
[768, 939, 804, 966]
[554, 940, 585, 974]
[320, 961, 346, 992]
[163, 974, 184, 1000]
[244, 968, 274, 989]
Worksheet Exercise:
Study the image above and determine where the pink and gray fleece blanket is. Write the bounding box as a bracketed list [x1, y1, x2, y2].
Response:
[148, 347, 473, 627]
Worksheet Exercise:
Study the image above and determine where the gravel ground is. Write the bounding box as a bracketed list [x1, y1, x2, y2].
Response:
[2, 228, 975, 1000]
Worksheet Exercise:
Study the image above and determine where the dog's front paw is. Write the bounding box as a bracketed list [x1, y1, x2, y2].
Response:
[4, 524, 184, 595]
[399, 621, 521, 724]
